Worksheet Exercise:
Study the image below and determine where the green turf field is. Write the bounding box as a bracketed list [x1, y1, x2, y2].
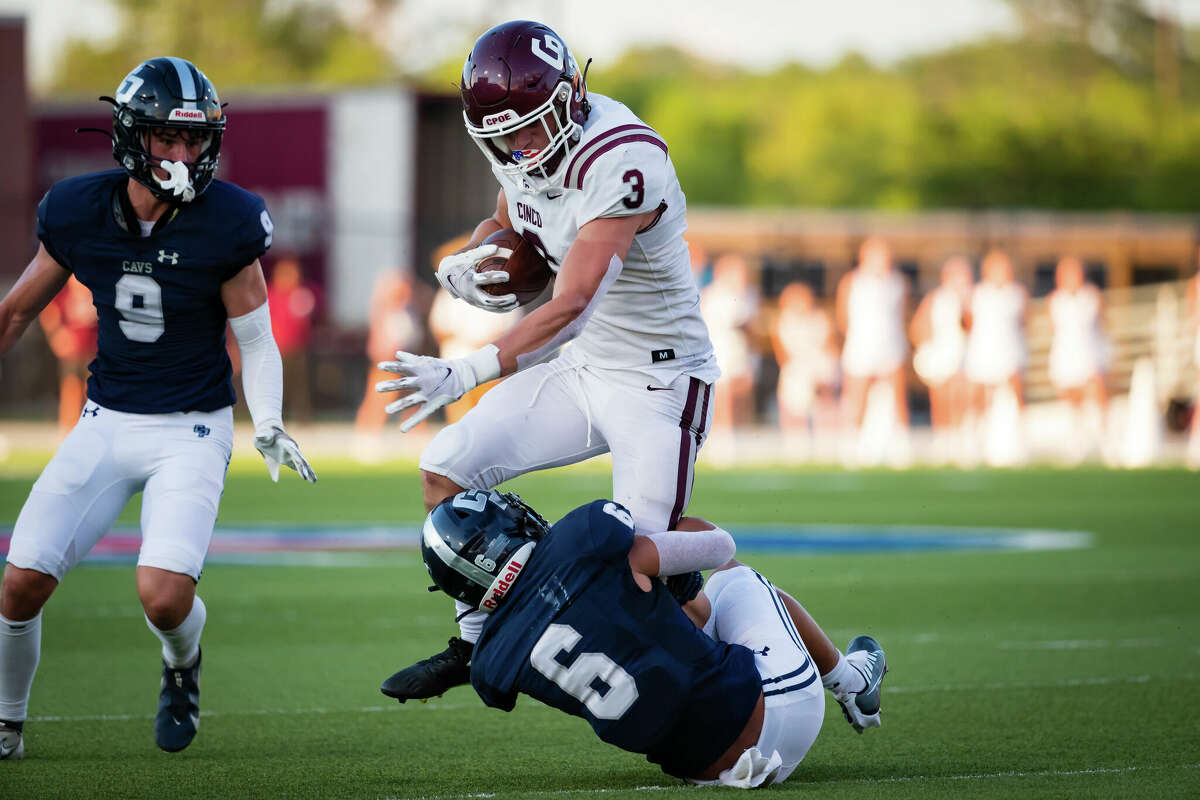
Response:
[1, 455, 1198, 798]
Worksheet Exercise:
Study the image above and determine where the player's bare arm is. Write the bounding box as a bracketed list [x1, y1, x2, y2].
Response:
[0, 245, 71, 358]
[220, 259, 269, 314]
[492, 209, 654, 374]
[377, 208, 654, 432]
[222, 260, 316, 483]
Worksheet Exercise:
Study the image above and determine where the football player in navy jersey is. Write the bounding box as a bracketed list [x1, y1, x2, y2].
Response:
[0, 57, 315, 759]
[404, 490, 889, 788]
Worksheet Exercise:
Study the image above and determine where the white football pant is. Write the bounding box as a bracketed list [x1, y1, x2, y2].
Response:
[702, 565, 826, 785]
[8, 400, 233, 581]
[421, 347, 713, 533]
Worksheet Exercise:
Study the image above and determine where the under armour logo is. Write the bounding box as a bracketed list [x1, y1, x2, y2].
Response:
[81, 405, 99, 418]
[157, 250, 180, 265]
[193, 424, 211, 438]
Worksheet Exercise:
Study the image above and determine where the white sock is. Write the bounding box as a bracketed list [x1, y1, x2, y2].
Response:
[0, 611, 41, 723]
[454, 600, 484, 645]
[821, 651, 867, 695]
[145, 595, 206, 669]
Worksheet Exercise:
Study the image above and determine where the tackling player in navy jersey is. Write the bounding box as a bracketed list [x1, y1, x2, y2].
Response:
[0, 57, 315, 759]
[406, 490, 889, 788]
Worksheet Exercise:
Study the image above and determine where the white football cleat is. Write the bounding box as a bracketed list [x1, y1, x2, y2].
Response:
[834, 635, 887, 734]
[0, 721, 24, 760]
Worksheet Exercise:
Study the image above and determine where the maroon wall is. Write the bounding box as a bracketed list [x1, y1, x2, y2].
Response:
[34, 97, 330, 288]
[0, 18, 33, 276]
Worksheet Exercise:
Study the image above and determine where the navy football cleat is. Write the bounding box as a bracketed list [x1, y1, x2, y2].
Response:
[381, 637, 473, 703]
[155, 649, 201, 752]
[835, 635, 887, 733]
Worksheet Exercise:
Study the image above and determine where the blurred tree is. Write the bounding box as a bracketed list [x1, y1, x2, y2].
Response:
[580, 30, 1200, 212]
[49, 0, 396, 95]
[56, 1, 1198, 212]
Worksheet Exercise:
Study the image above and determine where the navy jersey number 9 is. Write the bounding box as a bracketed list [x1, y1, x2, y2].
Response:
[115, 274, 165, 342]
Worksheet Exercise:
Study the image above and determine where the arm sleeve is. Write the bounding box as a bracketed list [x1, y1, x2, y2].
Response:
[228, 301, 283, 432]
[645, 528, 736, 576]
[513, 254, 622, 372]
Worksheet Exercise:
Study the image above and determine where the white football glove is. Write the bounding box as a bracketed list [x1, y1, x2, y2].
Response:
[376, 345, 501, 433]
[253, 424, 317, 483]
[436, 244, 519, 313]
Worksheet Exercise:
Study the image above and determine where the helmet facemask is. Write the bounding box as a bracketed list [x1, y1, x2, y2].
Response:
[464, 79, 583, 194]
[123, 124, 222, 204]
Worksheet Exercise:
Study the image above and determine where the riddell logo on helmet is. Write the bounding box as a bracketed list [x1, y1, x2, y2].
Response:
[168, 108, 206, 122]
[483, 110, 517, 127]
[481, 558, 525, 611]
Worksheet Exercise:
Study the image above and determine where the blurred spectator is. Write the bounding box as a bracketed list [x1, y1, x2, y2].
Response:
[428, 287, 521, 424]
[963, 249, 1027, 464]
[1048, 255, 1110, 462]
[267, 254, 318, 423]
[701, 254, 762, 437]
[37, 276, 97, 433]
[771, 281, 839, 440]
[354, 269, 423, 436]
[910, 256, 971, 463]
[1187, 259, 1200, 469]
[689, 241, 713, 291]
[835, 237, 910, 465]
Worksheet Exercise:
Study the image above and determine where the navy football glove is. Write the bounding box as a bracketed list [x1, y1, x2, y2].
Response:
[665, 571, 703, 605]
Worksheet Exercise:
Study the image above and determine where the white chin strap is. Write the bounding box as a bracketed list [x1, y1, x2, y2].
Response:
[154, 159, 196, 202]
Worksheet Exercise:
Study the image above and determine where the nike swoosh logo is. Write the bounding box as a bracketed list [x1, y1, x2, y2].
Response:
[646, 385, 671, 391]
[860, 652, 885, 693]
[547, 192, 563, 199]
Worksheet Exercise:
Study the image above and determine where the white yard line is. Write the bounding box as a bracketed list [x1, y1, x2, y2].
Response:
[30, 671, 1195, 723]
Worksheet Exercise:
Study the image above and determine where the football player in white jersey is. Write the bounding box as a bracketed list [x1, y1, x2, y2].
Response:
[374, 19, 719, 701]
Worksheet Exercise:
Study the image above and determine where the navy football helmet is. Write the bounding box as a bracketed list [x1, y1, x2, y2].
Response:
[102, 57, 226, 203]
[460, 20, 590, 192]
[421, 490, 550, 613]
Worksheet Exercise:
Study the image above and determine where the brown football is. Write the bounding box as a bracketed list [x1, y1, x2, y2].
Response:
[476, 228, 553, 306]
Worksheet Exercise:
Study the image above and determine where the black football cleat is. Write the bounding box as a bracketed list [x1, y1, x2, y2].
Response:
[381, 637, 473, 703]
[155, 649, 201, 752]
[834, 635, 887, 733]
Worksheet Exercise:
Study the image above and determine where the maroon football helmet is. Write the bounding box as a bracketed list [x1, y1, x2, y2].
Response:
[461, 20, 589, 192]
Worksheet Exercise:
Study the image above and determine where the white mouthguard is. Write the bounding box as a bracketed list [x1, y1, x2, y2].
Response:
[155, 159, 196, 202]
